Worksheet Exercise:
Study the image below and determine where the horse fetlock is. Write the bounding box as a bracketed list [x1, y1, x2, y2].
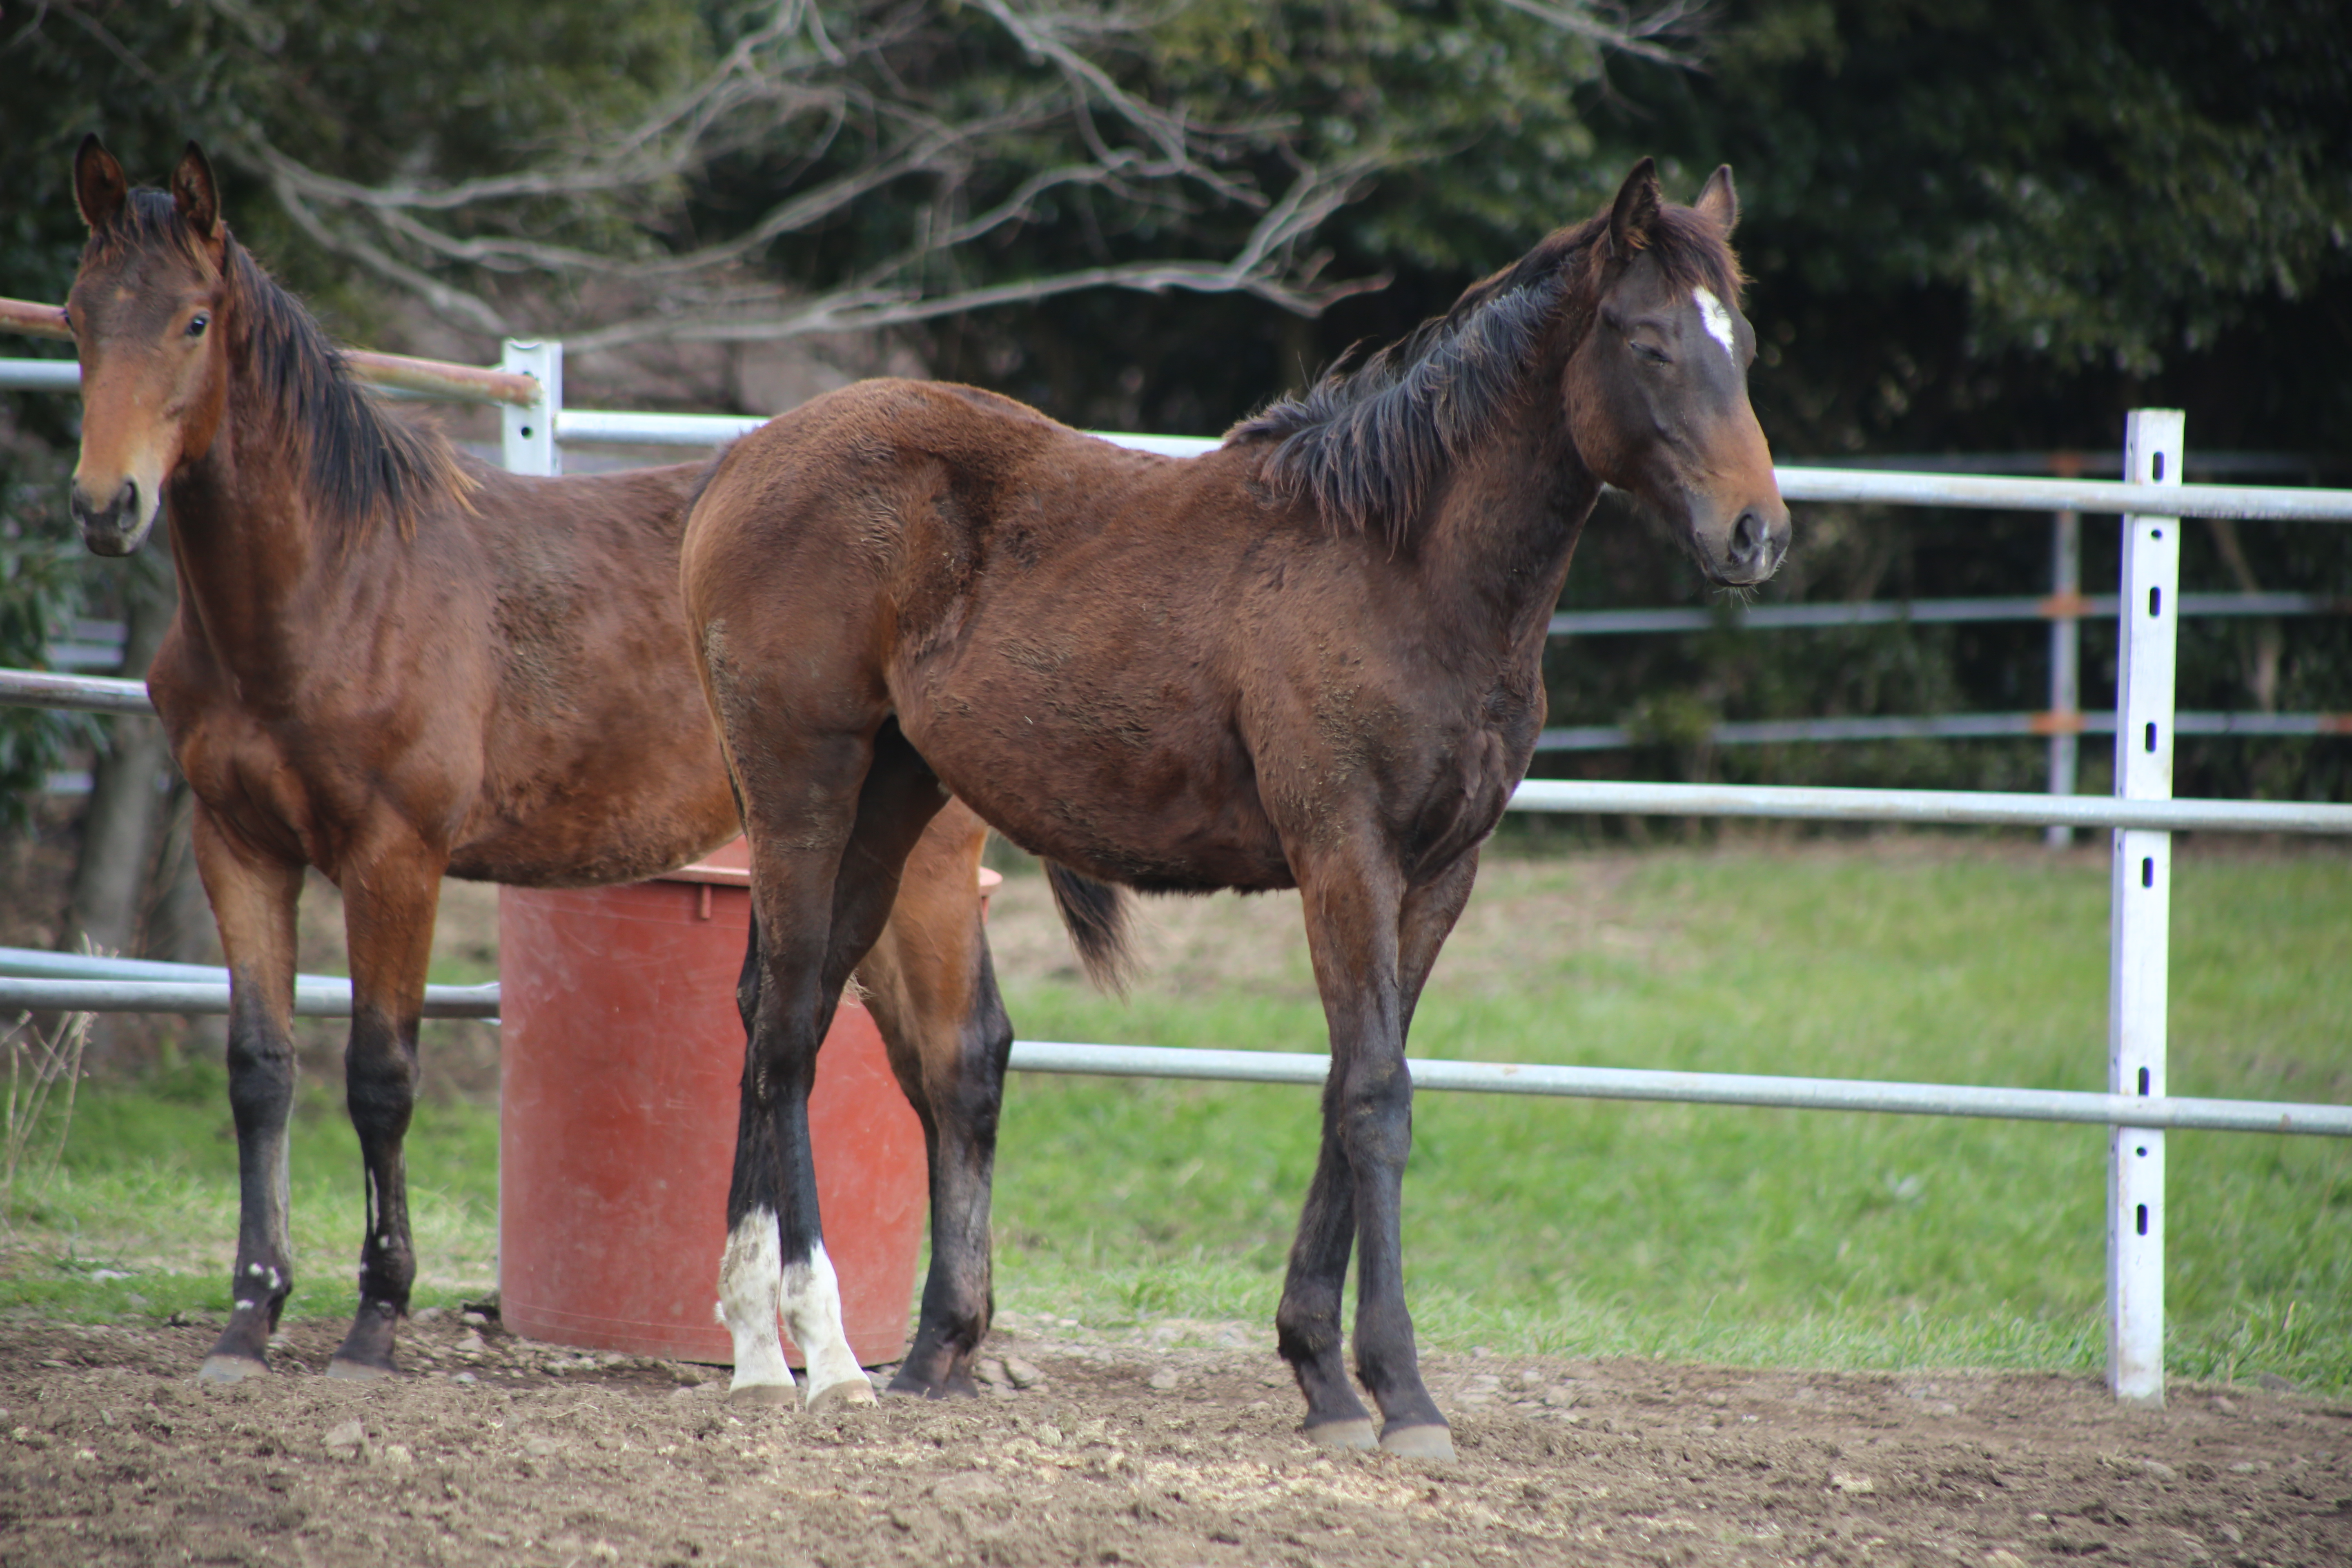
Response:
[1274, 1300, 1345, 1361]
[717, 1206, 794, 1397]
[354, 1247, 416, 1315]
[780, 1242, 869, 1405]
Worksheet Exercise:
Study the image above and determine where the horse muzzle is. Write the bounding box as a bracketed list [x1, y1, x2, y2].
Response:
[70, 477, 155, 557]
[1697, 501, 1791, 587]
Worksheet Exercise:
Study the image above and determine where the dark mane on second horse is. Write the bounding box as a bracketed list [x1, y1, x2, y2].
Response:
[85, 189, 468, 547]
[1227, 204, 1742, 550]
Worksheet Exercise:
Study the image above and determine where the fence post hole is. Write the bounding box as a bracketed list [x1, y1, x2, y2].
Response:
[499, 339, 560, 477]
[2045, 451, 2083, 847]
[2107, 409, 2182, 1408]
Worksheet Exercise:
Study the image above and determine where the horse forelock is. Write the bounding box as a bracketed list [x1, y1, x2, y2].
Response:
[1227, 201, 1743, 548]
[80, 189, 219, 279]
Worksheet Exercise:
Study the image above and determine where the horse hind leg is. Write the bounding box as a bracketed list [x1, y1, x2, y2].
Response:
[855, 800, 1011, 1399]
[189, 811, 305, 1383]
[719, 720, 949, 1410]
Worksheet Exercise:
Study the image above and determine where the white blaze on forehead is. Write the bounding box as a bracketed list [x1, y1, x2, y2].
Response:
[1693, 287, 1738, 359]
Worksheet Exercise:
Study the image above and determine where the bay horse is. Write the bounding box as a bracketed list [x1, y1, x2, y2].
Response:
[681, 159, 1788, 1457]
[62, 138, 1017, 1404]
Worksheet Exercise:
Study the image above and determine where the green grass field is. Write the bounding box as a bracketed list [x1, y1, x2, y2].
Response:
[4, 839, 2346, 1391]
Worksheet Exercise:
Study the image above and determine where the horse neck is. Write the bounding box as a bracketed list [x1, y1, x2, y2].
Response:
[1414, 329, 1601, 650]
[163, 367, 358, 693]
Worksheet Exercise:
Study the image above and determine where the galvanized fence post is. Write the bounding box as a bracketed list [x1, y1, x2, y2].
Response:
[2108, 409, 2183, 1407]
[2045, 451, 2083, 848]
[499, 339, 561, 477]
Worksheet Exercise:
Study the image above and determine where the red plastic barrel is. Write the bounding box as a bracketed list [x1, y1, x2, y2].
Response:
[496, 840, 930, 1366]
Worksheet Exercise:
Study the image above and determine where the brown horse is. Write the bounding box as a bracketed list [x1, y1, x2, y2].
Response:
[63, 137, 1016, 1403]
[680, 159, 1787, 1457]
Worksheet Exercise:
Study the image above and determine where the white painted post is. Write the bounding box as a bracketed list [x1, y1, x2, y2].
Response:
[2107, 409, 2182, 1408]
[499, 339, 561, 477]
[2045, 452, 2083, 849]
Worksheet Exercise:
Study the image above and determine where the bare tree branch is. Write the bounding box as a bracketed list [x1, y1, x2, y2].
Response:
[1497, 0, 1711, 67]
[188, 0, 1685, 354]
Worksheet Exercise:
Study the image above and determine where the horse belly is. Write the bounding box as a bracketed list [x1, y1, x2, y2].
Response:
[898, 674, 1290, 893]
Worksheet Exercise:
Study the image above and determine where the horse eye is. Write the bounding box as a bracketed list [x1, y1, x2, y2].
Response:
[186, 313, 209, 339]
[1633, 342, 1671, 365]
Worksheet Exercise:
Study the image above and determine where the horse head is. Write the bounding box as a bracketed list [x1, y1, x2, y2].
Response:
[1566, 159, 1790, 588]
[64, 136, 233, 557]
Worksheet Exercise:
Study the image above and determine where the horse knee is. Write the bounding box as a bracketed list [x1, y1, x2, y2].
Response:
[224, 1027, 296, 1123]
[1337, 1060, 1413, 1169]
[343, 1027, 420, 1140]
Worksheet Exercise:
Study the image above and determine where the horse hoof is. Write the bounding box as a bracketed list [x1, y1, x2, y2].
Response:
[1303, 1418, 1378, 1451]
[325, 1356, 396, 1381]
[728, 1381, 799, 1410]
[807, 1378, 879, 1413]
[1379, 1423, 1457, 1462]
[196, 1354, 267, 1386]
[886, 1369, 980, 1400]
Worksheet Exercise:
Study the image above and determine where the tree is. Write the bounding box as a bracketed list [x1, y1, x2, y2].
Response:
[1545, 0, 2352, 802]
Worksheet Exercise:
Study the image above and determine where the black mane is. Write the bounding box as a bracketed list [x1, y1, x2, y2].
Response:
[91, 189, 467, 546]
[1227, 203, 1742, 549]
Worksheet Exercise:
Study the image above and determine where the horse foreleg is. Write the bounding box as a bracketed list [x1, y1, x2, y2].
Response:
[191, 810, 305, 1384]
[1289, 848, 1457, 1461]
[857, 802, 1011, 1399]
[1276, 1102, 1372, 1446]
[326, 833, 445, 1379]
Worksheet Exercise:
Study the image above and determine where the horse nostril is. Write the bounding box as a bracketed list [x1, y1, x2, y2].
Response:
[69, 479, 140, 537]
[1729, 508, 1766, 562]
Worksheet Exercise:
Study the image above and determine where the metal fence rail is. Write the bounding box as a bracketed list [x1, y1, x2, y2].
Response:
[4, 954, 2344, 1138]
[1549, 592, 2343, 636]
[1537, 710, 2352, 752]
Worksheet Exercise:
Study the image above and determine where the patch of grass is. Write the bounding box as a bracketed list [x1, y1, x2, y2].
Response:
[992, 844, 2352, 1392]
[0, 1056, 498, 1326]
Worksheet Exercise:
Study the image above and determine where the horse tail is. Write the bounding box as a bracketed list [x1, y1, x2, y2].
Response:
[1043, 862, 1134, 995]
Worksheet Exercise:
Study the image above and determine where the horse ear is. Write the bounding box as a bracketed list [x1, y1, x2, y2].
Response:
[170, 142, 223, 240]
[73, 135, 129, 231]
[1693, 165, 1739, 236]
[1607, 157, 1662, 260]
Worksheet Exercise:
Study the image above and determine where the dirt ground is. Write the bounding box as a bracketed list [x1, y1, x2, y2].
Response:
[2, 1312, 2345, 1568]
